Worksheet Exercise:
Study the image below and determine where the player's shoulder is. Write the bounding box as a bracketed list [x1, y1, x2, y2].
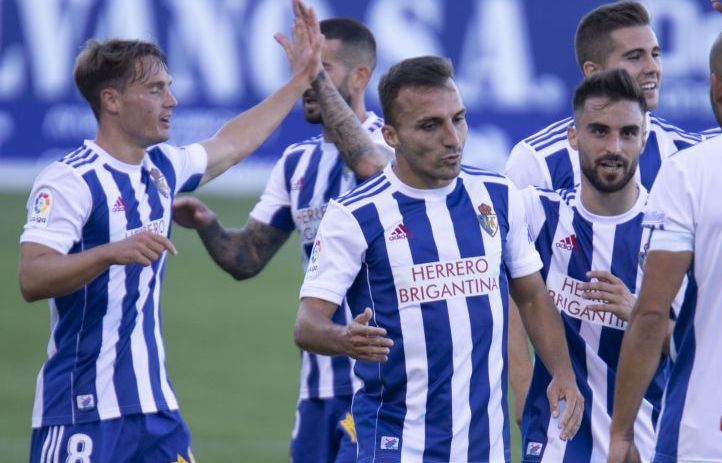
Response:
[282, 134, 324, 158]
[515, 117, 575, 155]
[669, 132, 722, 165]
[649, 114, 705, 143]
[335, 169, 392, 211]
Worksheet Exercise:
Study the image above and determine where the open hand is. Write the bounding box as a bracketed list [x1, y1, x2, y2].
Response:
[580, 270, 635, 321]
[341, 308, 394, 362]
[173, 196, 217, 230]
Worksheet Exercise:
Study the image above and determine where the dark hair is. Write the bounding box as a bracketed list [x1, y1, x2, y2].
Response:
[74, 39, 168, 120]
[320, 18, 376, 71]
[572, 68, 647, 115]
[378, 56, 454, 126]
[574, 2, 650, 70]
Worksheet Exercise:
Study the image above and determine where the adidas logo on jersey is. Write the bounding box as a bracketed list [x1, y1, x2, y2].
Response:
[112, 196, 126, 213]
[389, 223, 412, 241]
[555, 234, 578, 251]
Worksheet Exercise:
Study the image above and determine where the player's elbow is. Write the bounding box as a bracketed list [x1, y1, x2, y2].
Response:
[354, 159, 385, 180]
[293, 316, 313, 352]
[18, 272, 44, 302]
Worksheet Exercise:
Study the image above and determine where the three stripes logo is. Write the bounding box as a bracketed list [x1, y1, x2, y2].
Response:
[112, 196, 126, 213]
[555, 234, 579, 252]
[389, 223, 413, 241]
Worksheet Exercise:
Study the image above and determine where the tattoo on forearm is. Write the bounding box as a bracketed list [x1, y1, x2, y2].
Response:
[312, 71, 382, 177]
[198, 218, 290, 280]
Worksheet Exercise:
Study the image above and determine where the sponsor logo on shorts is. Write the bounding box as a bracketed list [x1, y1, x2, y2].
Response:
[526, 441, 543, 456]
[380, 435, 399, 450]
[76, 394, 95, 410]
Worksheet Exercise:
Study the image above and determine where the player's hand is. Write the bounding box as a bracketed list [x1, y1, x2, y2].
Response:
[274, 0, 323, 87]
[580, 271, 635, 321]
[340, 308, 394, 362]
[608, 436, 641, 463]
[109, 231, 177, 266]
[712, 1, 722, 13]
[172, 196, 217, 230]
[546, 373, 583, 441]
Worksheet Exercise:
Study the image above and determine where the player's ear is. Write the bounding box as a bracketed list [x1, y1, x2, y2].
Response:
[352, 65, 371, 91]
[99, 87, 121, 115]
[582, 61, 603, 77]
[567, 125, 578, 150]
[382, 124, 398, 149]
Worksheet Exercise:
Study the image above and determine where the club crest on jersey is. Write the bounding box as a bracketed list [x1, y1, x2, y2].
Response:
[150, 168, 170, 198]
[477, 203, 498, 237]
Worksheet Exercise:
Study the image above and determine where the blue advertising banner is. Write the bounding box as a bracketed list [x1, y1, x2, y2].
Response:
[1, 0, 720, 192]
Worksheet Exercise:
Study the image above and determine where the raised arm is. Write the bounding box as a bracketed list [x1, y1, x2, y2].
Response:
[172, 196, 291, 280]
[510, 271, 584, 441]
[198, 0, 323, 185]
[311, 70, 389, 179]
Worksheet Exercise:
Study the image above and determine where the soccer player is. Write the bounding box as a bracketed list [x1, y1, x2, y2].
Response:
[171, 15, 392, 463]
[519, 68, 677, 462]
[294, 55, 584, 463]
[17, 2, 322, 461]
[608, 33, 722, 463]
[504, 1, 708, 192]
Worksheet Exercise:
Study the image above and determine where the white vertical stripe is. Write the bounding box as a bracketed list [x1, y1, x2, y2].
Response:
[380, 203, 426, 462]
[298, 351, 312, 400]
[587, 222, 614, 463]
[466, 180, 507, 461]
[46, 426, 58, 463]
[153, 253, 178, 409]
[94, 263, 123, 419]
[39, 426, 53, 463]
[540, 206, 576, 461]
[316, 354, 334, 395]
[426, 198, 472, 461]
[52, 426, 64, 463]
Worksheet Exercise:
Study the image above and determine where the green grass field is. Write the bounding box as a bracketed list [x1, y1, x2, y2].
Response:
[0, 191, 522, 462]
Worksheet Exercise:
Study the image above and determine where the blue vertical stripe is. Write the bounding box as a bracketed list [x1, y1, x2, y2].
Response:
[140, 168, 164, 221]
[323, 156, 344, 202]
[349, 203, 408, 463]
[395, 191, 453, 463]
[297, 146, 322, 209]
[283, 150, 304, 193]
[139, 258, 168, 410]
[639, 132, 662, 191]
[147, 147, 177, 193]
[545, 149, 575, 190]
[655, 269, 698, 461]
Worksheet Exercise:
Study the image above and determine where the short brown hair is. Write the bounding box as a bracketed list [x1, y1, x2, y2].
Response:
[378, 56, 454, 127]
[573, 68, 647, 116]
[574, 2, 650, 70]
[74, 39, 168, 120]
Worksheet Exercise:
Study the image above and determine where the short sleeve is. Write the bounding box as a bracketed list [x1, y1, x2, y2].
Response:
[643, 158, 695, 253]
[20, 163, 92, 254]
[299, 200, 367, 305]
[503, 181, 543, 278]
[518, 186, 547, 241]
[156, 143, 208, 194]
[504, 140, 552, 189]
[249, 153, 294, 231]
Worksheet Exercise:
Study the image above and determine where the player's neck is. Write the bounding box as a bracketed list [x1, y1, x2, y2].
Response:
[580, 179, 639, 217]
[95, 128, 147, 165]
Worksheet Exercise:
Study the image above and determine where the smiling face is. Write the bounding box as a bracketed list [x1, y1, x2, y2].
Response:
[603, 25, 661, 110]
[571, 96, 645, 194]
[382, 79, 467, 189]
[111, 57, 177, 149]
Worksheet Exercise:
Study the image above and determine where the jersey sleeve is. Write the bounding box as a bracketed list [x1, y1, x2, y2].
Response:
[504, 140, 552, 189]
[248, 153, 295, 231]
[504, 181, 543, 278]
[20, 163, 92, 254]
[299, 200, 367, 305]
[643, 158, 695, 253]
[157, 143, 208, 194]
[518, 186, 547, 241]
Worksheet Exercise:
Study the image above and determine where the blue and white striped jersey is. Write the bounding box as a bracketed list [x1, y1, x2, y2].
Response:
[21, 140, 207, 427]
[505, 113, 709, 191]
[300, 164, 542, 463]
[643, 135, 722, 462]
[250, 112, 391, 400]
[518, 185, 670, 463]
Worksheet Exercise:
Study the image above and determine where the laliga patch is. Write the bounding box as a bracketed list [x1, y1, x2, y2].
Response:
[307, 239, 321, 273]
[29, 188, 53, 228]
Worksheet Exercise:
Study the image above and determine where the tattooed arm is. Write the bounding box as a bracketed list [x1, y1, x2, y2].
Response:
[173, 196, 291, 280]
[313, 70, 390, 180]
